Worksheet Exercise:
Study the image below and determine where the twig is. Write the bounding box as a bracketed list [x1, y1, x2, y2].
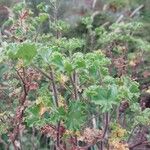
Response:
[31, 128, 37, 150]
[77, 138, 103, 150]
[102, 112, 109, 139]
[70, 71, 79, 100]
[130, 4, 144, 18]
[92, 0, 97, 9]
[102, 21, 110, 27]
[129, 139, 146, 149]
[32, 64, 52, 80]
[127, 124, 139, 143]
[115, 4, 144, 23]
[56, 121, 61, 148]
[10, 68, 29, 149]
[49, 66, 60, 147]
[16, 69, 28, 104]
[49, 66, 59, 107]
[0, 136, 9, 150]
[116, 15, 124, 23]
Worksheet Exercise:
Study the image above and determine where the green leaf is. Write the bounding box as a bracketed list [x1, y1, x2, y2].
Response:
[49, 107, 66, 124]
[51, 52, 64, 68]
[73, 52, 86, 69]
[116, 76, 140, 101]
[65, 101, 87, 131]
[84, 85, 118, 112]
[129, 82, 140, 93]
[64, 59, 73, 74]
[25, 105, 40, 127]
[39, 47, 52, 63]
[0, 64, 9, 81]
[103, 76, 115, 84]
[64, 38, 84, 52]
[39, 13, 49, 23]
[17, 43, 37, 63]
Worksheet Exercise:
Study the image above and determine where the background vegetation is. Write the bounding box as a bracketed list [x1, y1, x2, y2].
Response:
[0, 0, 150, 150]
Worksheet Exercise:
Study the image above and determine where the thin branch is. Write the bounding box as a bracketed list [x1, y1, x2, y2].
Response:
[116, 15, 124, 23]
[31, 127, 37, 150]
[70, 71, 79, 100]
[49, 66, 59, 107]
[0, 136, 9, 150]
[32, 64, 52, 80]
[10, 68, 29, 149]
[16, 69, 28, 104]
[102, 112, 109, 139]
[127, 124, 140, 143]
[129, 139, 146, 149]
[130, 4, 144, 18]
[77, 138, 103, 150]
[49, 66, 60, 148]
[92, 0, 97, 9]
[115, 4, 144, 23]
[56, 121, 61, 148]
[102, 21, 110, 27]
[16, 69, 26, 86]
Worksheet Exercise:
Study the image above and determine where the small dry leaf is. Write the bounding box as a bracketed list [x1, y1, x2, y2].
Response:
[129, 60, 136, 67]
[78, 128, 102, 144]
[110, 141, 129, 150]
[146, 88, 150, 94]
[14, 140, 21, 149]
[143, 71, 150, 78]
[29, 82, 39, 90]
[58, 95, 68, 109]
[59, 74, 69, 86]
[16, 59, 24, 69]
[41, 124, 65, 140]
[39, 103, 48, 116]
